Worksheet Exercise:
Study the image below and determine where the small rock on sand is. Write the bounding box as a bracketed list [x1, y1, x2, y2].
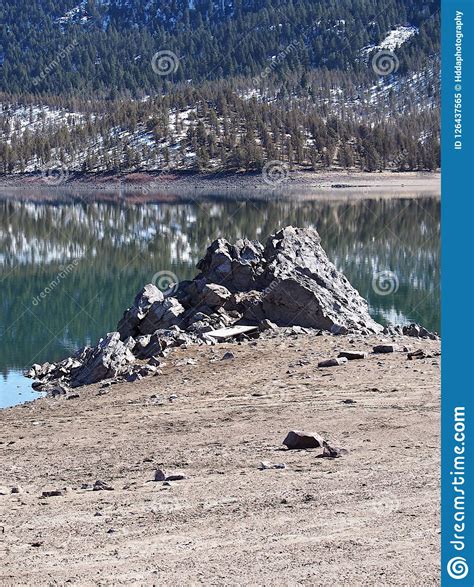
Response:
[283, 430, 325, 449]
[41, 489, 65, 498]
[259, 319, 278, 332]
[165, 473, 187, 481]
[318, 357, 348, 367]
[338, 351, 367, 360]
[259, 461, 287, 470]
[93, 480, 114, 491]
[407, 349, 428, 360]
[373, 344, 401, 354]
[154, 469, 166, 481]
[322, 442, 348, 458]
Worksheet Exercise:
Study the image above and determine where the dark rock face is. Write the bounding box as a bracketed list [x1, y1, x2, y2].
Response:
[383, 323, 439, 340]
[195, 238, 265, 292]
[259, 227, 381, 333]
[27, 226, 385, 389]
[67, 332, 136, 387]
[117, 284, 164, 339]
[138, 297, 185, 334]
[373, 344, 401, 354]
[283, 430, 325, 449]
[402, 323, 439, 340]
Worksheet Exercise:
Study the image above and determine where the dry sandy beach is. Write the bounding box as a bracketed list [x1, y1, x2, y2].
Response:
[0, 332, 440, 585]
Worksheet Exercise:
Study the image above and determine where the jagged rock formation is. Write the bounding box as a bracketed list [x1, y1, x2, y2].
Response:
[176, 226, 382, 334]
[27, 226, 388, 389]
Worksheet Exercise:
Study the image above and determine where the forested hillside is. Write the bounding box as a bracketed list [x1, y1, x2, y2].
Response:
[0, 0, 440, 175]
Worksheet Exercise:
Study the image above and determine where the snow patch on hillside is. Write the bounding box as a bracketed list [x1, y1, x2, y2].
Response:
[0, 104, 87, 142]
[362, 25, 418, 54]
[380, 26, 418, 50]
[55, 1, 91, 27]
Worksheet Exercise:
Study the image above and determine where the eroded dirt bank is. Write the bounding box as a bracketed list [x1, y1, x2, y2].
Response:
[0, 332, 440, 585]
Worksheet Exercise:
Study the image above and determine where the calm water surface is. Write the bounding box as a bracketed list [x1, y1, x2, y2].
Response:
[0, 193, 440, 407]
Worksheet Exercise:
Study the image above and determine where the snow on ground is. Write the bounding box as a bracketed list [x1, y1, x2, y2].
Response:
[0, 101, 205, 173]
[362, 25, 418, 55]
[55, 1, 90, 27]
[0, 104, 87, 142]
[379, 26, 418, 50]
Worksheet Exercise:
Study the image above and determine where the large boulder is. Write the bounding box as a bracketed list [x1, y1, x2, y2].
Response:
[138, 297, 185, 334]
[195, 227, 381, 333]
[259, 227, 382, 333]
[283, 430, 325, 450]
[196, 238, 265, 292]
[118, 284, 164, 339]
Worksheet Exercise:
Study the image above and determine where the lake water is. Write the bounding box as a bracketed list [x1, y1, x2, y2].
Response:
[0, 193, 440, 408]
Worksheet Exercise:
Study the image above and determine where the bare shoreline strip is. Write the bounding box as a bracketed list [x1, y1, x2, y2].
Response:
[0, 171, 440, 203]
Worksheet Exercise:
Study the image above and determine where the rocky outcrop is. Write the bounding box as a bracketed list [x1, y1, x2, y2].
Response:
[259, 227, 382, 332]
[186, 226, 381, 333]
[116, 226, 381, 335]
[195, 238, 265, 292]
[27, 226, 386, 389]
[69, 332, 136, 387]
[117, 284, 164, 339]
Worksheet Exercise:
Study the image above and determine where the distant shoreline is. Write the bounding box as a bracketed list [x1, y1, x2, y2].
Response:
[0, 170, 440, 202]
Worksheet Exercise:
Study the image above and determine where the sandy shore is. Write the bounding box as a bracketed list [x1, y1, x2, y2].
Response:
[0, 331, 440, 585]
[0, 171, 440, 202]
